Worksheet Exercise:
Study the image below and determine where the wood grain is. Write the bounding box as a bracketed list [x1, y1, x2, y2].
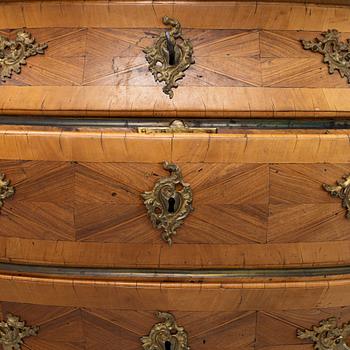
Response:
[0, 25, 350, 116]
[0, 273, 350, 310]
[1, 1, 350, 31]
[0, 127, 348, 163]
[2, 301, 350, 350]
[0, 159, 349, 268]
[3, 300, 350, 350]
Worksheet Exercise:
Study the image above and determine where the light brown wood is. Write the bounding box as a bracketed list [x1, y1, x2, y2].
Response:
[0, 272, 350, 310]
[1, 1, 350, 31]
[0, 127, 348, 163]
[0, 158, 349, 268]
[2, 301, 349, 350]
[0, 15, 350, 116]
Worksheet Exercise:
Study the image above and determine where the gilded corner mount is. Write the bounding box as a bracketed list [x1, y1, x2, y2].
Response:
[301, 29, 350, 84]
[0, 30, 47, 82]
[323, 174, 350, 219]
[142, 161, 193, 245]
[0, 173, 14, 209]
[143, 16, 195, 99]
[297, 317, 350, 350]
[141, 311, 190, 350]
[0, 314, 39, 350]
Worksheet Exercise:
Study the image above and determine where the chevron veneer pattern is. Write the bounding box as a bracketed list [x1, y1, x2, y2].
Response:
[0, 301, 349, 350]
[0, 28, 348, 89]
[0, 160, 348, 247]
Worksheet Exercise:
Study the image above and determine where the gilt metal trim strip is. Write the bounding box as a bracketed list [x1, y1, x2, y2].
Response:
[2, 262, 350, 279]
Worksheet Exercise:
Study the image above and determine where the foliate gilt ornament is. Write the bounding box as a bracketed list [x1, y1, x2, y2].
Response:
[0, 314, 39, 350]
[0, 174, 14, 209]
[297, 318, 350, 350]
[141, 312, 190, 350]
[301, 29, 350, 83]
[0, 30, 47, 82]
[143, 16, 195, 98]
[323, 174, 350, 219]
[142, 161, 193, 245]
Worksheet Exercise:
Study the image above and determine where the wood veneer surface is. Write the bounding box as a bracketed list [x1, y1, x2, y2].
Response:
[0, 152, 349, 268]
[0, 301, 349, 350]
[1, 2, 350, 116]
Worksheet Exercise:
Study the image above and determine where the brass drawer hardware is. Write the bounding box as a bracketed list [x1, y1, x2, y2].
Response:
[138, 120, 217, 134]
[143, 16, 195, 99]
[297, 318, 350, 350]
[142, 161, 193, 245]
[0, 174, 14, 210]
[0, 30, 47, 82]
[301, 29, 350, 84]
[323, 174, 350, 219]
[0, 314, 39, 350]
[141, 312, 190, 350]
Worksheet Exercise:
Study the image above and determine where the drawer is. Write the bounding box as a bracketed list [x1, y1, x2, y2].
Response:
[0, 126, 349, 269]
[1, 295, 350, 350]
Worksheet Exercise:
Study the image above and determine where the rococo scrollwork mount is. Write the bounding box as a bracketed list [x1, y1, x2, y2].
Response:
[141, 312, 190, 350]
[143, 16, 195, 99]
[302, 29, 350, 84]
[0, 30, 47, 82]
[142, 161, 193, 245]
[297, 318, 350, 350]
[323, 173, 350, 219]
[0, 314, 38, 350]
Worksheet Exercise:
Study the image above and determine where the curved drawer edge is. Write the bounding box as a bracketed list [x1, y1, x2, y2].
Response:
[0, 263, 349, 311]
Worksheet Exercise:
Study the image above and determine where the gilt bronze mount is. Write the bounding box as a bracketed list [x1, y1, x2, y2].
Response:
[323, 174, 350, 219]
[141, 312, 190, 350]
[0, 174, 14, 209]
[143, 16, 195, 98]
[301, 29, 350, 84]
[0, 30, 47, 82]
[138, 120, 217, 134]
[0, 314, 39, 350]
[142, 161, 193, 245]
[297, 318, 350, 350]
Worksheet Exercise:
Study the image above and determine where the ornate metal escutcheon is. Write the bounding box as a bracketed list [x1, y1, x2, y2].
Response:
[141, 312, 190, 350]
[143, 16, 195, 99]
[0, 174, 14, 209]
[297, 318, 350, 350]
[0, 314, 39, 350]
[0, 30, 47, 82]
[323, 174, 350, 219]
[142, 161, 193, 245]
[301, 29, 350, 84]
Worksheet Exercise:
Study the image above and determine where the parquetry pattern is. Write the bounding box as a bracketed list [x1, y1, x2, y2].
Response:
[1, 28, 347, 88]
[0, 160, 349, 245]
[1, 301, 349, 350]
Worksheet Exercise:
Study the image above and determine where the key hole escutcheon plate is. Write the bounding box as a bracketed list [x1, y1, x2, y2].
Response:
[141, 312, 190, 350]
[142, 161, 193, 245]
[143, 16, 195, 99]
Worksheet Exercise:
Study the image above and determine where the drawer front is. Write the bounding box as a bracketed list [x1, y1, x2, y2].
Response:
[0, 300, 349, 350]
[0, 128, 349, 268]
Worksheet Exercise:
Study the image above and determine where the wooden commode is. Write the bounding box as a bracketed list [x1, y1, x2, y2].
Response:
[0, 1, 350, 349]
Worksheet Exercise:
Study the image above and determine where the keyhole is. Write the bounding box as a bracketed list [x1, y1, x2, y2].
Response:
[166, 31, 176, 66]
[165, 341, 172, 350]
[168, 197, 176, 213]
